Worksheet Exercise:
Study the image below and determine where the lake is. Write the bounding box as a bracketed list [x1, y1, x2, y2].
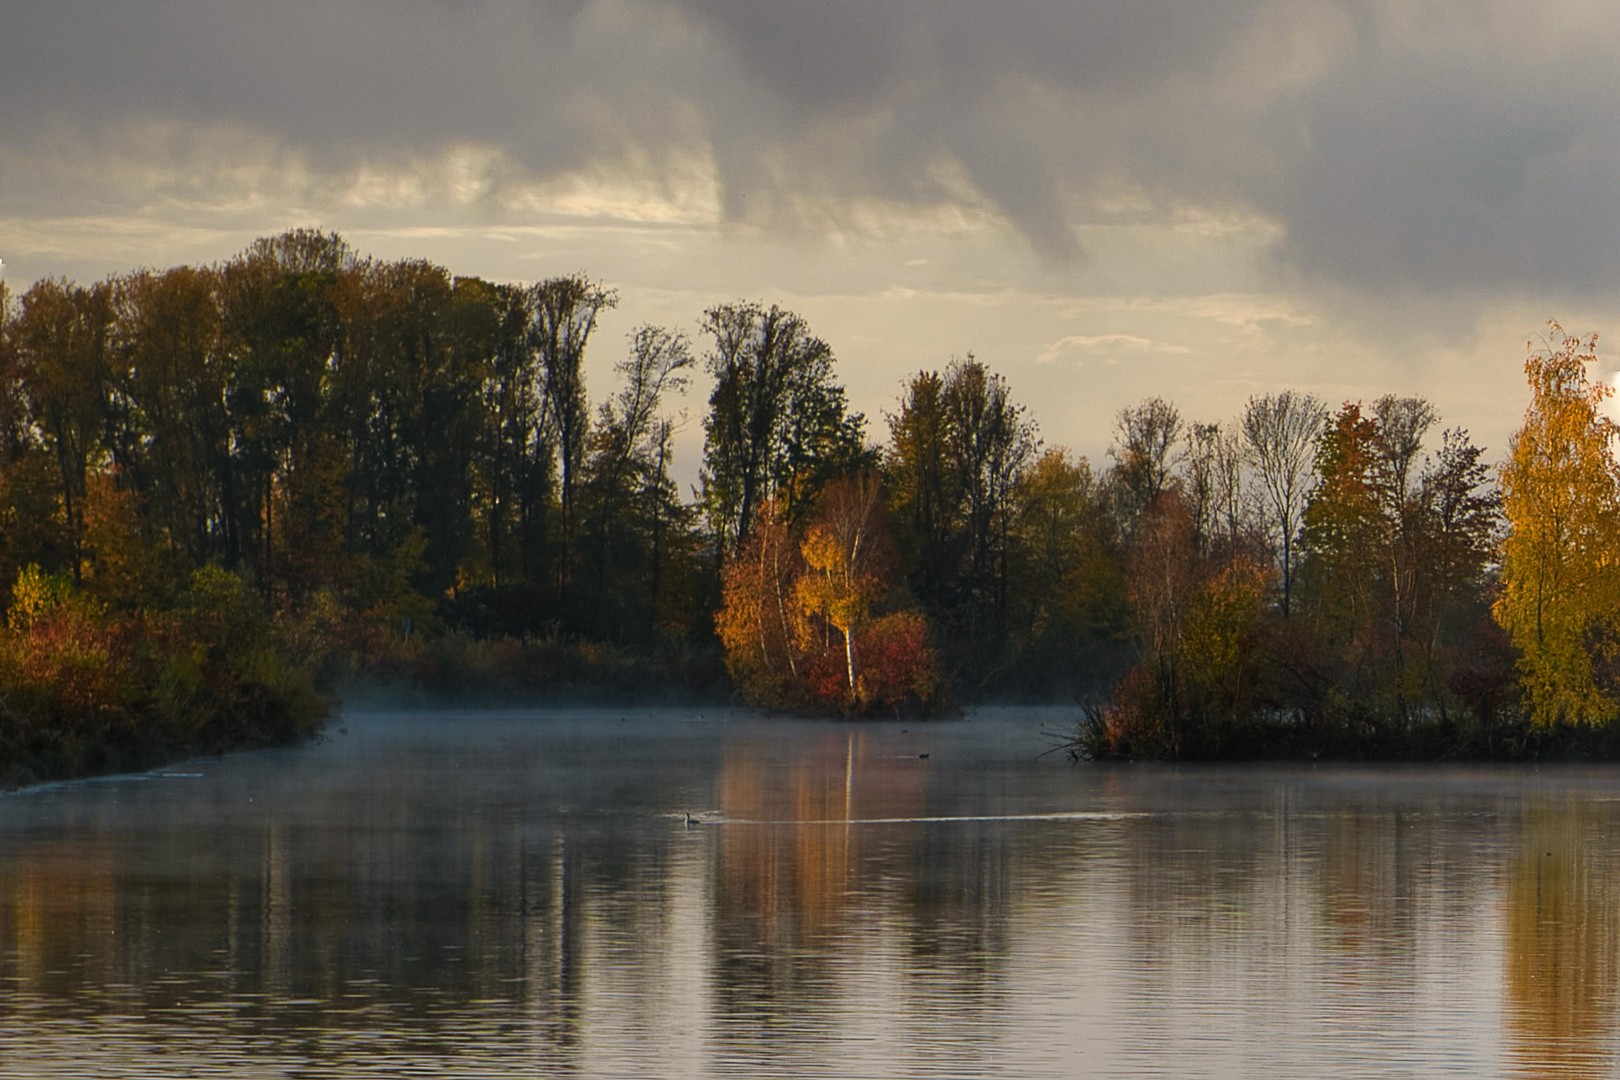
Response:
[0, 708, 1614, 1078]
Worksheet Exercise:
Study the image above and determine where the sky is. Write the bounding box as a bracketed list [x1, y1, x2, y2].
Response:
[4, 0, 1619, 480]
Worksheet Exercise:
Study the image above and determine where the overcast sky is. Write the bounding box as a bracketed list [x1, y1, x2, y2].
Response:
[4, 0, 1618, 475]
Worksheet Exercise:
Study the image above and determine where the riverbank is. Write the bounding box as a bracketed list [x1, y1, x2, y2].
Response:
[347, 632, 732, 707]
[1062, 704, 1620, 763]
[0, 612, 734, 787]
[0, 566, 328, 789]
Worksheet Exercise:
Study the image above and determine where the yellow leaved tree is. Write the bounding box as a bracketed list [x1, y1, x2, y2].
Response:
[1496, 323, 1620, 726]
[793, 474, 889, 703]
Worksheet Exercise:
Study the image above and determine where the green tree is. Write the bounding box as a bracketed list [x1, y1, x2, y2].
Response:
[700, 302, 865, 559]
[13, 278, 114, 581]
[885, 357, 1037, 678]
[0, 280, 31, 463]
[532, 274, 617, 594]
[464, 279, 551, 591]
[218, 230, 353, 597]
[1006, 450, 1128, 690]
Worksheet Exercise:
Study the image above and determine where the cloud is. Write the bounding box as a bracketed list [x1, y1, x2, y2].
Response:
[7, 0, 1620, 309]
[661, 0, 1620, 297]
[1037, 334, 1193, 365]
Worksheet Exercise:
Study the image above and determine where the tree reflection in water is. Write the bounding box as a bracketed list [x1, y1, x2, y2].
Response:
[1505, 800, 1620, 1079]
[0, 716, 1616, 1078]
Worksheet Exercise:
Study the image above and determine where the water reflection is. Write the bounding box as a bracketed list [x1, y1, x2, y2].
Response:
[1504, 799, 1620, 1078]
[0, 714, 1618, 1077]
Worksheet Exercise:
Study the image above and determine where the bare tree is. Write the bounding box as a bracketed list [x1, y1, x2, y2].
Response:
[1242, 389, 1325, 615]
[1181, 420, 1247, 553]
[1110, 396, 1183, 535]
[596, 325, 693, 485]
[1372, 394, 1436, 501]
[1213, 425, 1247, 550]
[1371, 394, 1437, 707]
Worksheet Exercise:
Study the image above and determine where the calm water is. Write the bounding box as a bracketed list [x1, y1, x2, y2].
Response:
[0, 708, 1616, 1078]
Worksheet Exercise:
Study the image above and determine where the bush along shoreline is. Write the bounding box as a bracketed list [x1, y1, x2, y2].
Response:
[0, 566, 325, 787]
[0, 562, 735, 788]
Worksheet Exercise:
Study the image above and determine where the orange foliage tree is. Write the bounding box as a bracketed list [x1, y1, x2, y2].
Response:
[714, 500, 804, 707]
[717, 477, 939, 713]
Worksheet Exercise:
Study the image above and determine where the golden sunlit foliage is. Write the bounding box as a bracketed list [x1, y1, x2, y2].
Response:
[717, 480, 939, 714]
[715, 500, 805, 708]
[0, 564, 323, 781]
[1496, 324, 1620, 727]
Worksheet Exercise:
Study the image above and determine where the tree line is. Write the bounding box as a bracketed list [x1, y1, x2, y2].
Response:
[0, 232, 1615, 766]
[1072, 322, 1620, 757]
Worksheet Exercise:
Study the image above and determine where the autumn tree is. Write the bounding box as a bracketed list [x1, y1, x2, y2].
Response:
[13, 278, 114, 581]
[715, 499, 805, 706]
[1301, 402, 1385, 691]
[1496, 324, 1620, 726]
[1178, 554, 1271, 731]
[1300, 398, 1498, 724]
[716, 479, 936, 713]
[1104, 486, 1277, 756]
[793, 473, 890, 702]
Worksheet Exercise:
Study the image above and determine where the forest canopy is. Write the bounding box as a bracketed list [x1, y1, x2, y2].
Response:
[0, 232, 1614, 770]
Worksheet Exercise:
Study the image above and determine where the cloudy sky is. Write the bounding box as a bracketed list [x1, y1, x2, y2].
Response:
[4, 0, 1618, 474]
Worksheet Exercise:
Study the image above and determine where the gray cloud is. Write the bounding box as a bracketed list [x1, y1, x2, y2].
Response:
[5, 0, 1620, 299]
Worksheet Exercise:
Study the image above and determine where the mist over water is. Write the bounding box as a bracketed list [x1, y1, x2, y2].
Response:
[0, 709, 1614, 1078]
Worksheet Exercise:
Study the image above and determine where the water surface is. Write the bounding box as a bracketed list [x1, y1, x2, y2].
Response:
[0, 708, 1615, 1078]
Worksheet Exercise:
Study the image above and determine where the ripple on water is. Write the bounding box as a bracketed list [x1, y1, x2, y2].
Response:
[0, 714, 1613, 1077]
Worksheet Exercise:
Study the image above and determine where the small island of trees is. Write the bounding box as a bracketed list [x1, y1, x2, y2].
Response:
[0, 231, 1616, 779]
